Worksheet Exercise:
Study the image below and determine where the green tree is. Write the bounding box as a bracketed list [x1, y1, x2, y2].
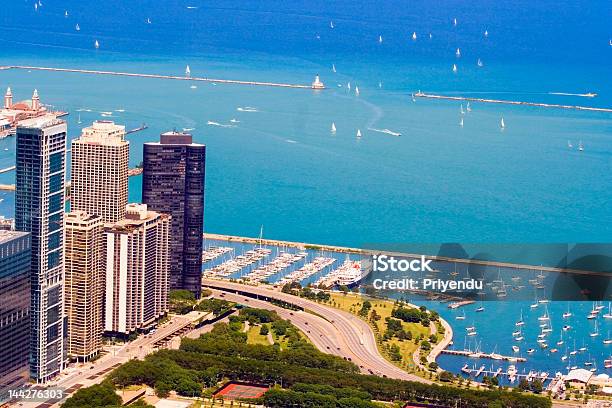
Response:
[61, 383, 121, 408]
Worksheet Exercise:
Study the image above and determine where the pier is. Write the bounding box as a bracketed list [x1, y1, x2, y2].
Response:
[3, 65, 324, 90]
[442, 349, 526, 362]
[126, 124, 148, 135]
[0, 166, 15, 174]
[414, 92, 612, 113]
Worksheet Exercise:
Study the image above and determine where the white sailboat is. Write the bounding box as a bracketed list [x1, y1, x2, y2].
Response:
[477, 58, 483, 67]
[94, 40, 100, 49]
[456, 48, 461, 58]
[590, 321, 600, 337]
[347, 82, 351, 91]
[77, 113, 82, 124]
[330, 21, 334, 29]
[355, 86, 360, 96]
[64, 10, 69, 17]
[563, 303, 573, 318]
[356, 129, 362, 138]
[460, 118, 464, 127]
[331, 122, 336, 134]
[460, 104, 465, 115]
[567, 140, 573, 149]
[500, 117, 505, 129]
[578, 141, 584, 151]
[603, 302, 612, 319]
[185, 65, 191, 77]
[332, 64, 336, 73]
[453, 17, 457, 27]
[452, 64, 458, 73]
[466, 102, 472, 112]
[379, 35, 383, 44]
[412, 32, 417, 41]
[75, 23, 80, 31]
[484, 29, 489, 37]
[146, 17, 152, 24]
[378, 81, 382, 88]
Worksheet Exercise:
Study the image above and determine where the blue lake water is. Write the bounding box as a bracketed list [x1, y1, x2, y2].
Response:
[1, 0, 611, 380]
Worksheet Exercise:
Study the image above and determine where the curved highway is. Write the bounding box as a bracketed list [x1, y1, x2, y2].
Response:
[203, 279, 430, 383]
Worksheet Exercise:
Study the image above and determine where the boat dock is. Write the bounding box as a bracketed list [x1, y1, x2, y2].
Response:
[414, 92, 612, 113]
[441, 349, 527, 362]
[126, 124, 148, 135]
[0, 166, 16, 174]
[204, 233, 608, 277]
[3, 66, 324, 90]
[0, 184, 15, 191]
[448, 300, 476, 309]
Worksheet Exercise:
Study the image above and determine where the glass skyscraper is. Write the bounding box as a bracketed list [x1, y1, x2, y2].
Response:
[142, 132, 205, 297]
[15, 115, 67, 383]
[0, 231, 31, 403]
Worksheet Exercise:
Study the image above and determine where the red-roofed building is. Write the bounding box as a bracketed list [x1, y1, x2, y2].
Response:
[0, 88, 49, 137]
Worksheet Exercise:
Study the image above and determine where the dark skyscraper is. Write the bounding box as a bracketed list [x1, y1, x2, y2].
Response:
[142, 131, 205, 297]
[15, 115, 67, 383]
[0, 231, 31, 404]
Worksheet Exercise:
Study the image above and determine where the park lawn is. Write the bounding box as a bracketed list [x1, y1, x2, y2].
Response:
[328, 292, 432, 369]
[246, 324, 272, 345]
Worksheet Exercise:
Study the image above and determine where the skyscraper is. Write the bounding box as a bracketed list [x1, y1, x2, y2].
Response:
[142, 131, 205, 297]
[0, 231, 31, 404]
[104, 204, 170, 335]
[15, 115, 67, 383]
[64, 211, 103, 361]
[71, 120, 129, 223]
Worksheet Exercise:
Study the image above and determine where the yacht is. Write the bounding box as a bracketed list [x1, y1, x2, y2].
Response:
[379, 35, 383, 44]
[578, 141, 584, 151]
[567, 140, 573, 149]
[64, 10, 68, 17]
[484, 30, 489, 37]
[453, 18, 458, 27]
[477, 58, 483, 67]
[527, 348, 535, 354]
[456, 310, 466, 320]
[512, 345, 520, 353]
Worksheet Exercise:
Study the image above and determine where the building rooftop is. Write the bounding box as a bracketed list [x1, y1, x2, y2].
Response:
[77, 120, 127, 145]
[16, 114, 65, 130]
[565, 368, 593, 384]
[0, 230, 29, 245]
[65, 211, 102, 224]
[145, 131, 204, 147]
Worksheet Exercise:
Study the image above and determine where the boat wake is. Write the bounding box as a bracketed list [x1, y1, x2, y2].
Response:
[207, 121, 236, 128]
[285, 139, 297, 144]
[549, 92, 597, 98]
[237, 106, 259, 112]
[367, 127, 401, 136]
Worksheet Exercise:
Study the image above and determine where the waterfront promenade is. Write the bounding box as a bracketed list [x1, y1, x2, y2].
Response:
[1, 65, 323, 90]
[414, 91, 612, 113]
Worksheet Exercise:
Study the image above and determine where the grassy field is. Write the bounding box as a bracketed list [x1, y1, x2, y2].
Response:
[245, 324, 272, 345]
[328, 292, 433, 371]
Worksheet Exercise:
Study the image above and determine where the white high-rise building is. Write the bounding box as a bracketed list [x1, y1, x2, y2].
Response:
[104, 204, 170, 335]
[71, 121, 129, 223]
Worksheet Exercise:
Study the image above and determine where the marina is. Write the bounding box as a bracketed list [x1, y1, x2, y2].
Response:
[2, 66, 326, 90]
